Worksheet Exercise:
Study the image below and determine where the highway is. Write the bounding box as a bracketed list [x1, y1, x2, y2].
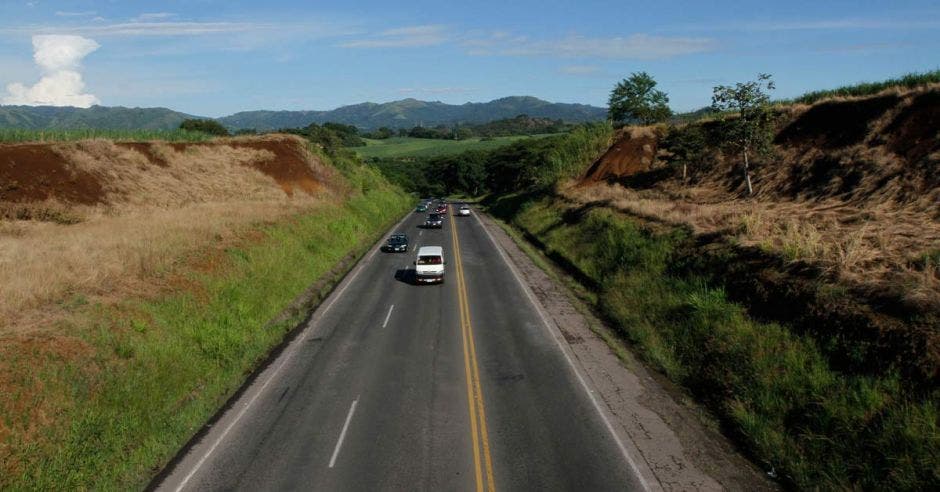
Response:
[156, 206, 650, 491]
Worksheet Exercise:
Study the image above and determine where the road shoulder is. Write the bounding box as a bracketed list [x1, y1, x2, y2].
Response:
[476, 211, 776, 491]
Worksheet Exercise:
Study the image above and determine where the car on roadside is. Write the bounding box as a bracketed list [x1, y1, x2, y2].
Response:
[414, 246, 445, 284]
[424, 213, 443, 228]
[382, 234, 409, 253]
[457, 204, 471, 216]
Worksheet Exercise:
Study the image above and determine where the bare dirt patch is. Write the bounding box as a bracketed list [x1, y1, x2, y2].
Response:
[581, 126, 659, 184]
[0, 144, 105, 204]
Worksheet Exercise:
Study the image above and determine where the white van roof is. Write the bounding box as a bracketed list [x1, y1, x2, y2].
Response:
[417, 246, 443, 256]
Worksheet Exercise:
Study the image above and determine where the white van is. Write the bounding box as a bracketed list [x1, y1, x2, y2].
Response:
[414, 246, 445, 284]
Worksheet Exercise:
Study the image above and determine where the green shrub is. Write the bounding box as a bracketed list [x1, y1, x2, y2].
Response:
[179, 119, 230, 136]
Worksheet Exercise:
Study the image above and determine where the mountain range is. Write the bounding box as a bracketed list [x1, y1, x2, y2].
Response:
[0, 96, 607, 132]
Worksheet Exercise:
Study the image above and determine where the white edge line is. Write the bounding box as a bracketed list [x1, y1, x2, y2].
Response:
[172, 211, 411, 492]
[471, 212, 658, 492]
[382, 304, 395, 328]
[328, 397, 360, 468]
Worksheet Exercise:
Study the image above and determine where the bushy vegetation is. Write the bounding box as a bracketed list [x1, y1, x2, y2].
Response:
[179, 118, 230, 136]
[369, 123, 611, 197]
[489, 196, 938, 490]
[277, 121, 364, 154]
[0, 128, 212, 143]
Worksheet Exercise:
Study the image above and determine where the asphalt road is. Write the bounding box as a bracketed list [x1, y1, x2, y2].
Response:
[156, 207, 649, 492]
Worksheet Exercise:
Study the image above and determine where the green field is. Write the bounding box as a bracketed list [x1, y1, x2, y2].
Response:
[354, 135, 558, 159]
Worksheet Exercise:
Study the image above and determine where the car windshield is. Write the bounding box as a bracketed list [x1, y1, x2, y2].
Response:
[388, 236, 406, 245]
[417, 255, 443, 265]
[428, 214, 440, 220]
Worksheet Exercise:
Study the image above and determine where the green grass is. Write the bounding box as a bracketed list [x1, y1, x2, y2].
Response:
[790, 69, 940, 105]
[0, 128, 213, 143]
[354, 134, 559, 159]
[491, 194, 939, 490]
[4, 164, 411, 490]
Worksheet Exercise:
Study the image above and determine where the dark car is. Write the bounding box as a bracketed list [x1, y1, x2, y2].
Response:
[382, 234, 409, 252]
[424, 213, 443, 229]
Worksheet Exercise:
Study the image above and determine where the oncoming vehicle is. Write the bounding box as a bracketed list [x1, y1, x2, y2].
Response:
[458, 204, 471, 216]
[382, 233, 409, 253]
[414, 246, 445, 284]
[424, 213, 443, 228]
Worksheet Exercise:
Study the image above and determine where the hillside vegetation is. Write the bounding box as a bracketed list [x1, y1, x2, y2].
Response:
[0, 135, 411, 488]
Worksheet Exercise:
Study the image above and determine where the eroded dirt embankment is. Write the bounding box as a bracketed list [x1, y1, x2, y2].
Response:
[0, 135, 332, 210]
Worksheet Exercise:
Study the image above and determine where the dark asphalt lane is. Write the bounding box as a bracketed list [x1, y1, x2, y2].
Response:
[156, 207, 646, 491]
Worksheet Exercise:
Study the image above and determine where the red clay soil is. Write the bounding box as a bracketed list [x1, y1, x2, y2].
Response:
[229, 140, 321, 196]
[581, 128, 657, 183]
[0, 144, 105, 204]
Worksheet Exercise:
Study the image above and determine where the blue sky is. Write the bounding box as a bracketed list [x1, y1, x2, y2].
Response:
[0, 0, 938, 116]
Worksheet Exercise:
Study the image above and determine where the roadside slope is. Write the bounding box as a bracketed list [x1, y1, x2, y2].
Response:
[0, 137, 411, 489]
[482, 84, 938, 490]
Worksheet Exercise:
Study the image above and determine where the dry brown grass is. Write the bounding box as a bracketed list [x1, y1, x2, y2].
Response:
[53, 140, 287, 207]
[0, 136, 331, 334]
[563, 181, 940, 306]
[0, 200, 320, 333]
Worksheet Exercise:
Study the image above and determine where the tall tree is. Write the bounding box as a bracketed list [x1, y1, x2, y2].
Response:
[607, 72, 672, 125]
[711, 73, 776, 196]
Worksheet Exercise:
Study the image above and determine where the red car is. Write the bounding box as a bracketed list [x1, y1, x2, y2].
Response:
[436, 204, 447, 214]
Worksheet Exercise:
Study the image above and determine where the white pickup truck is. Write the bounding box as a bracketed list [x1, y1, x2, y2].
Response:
[414, 246, 445, 284]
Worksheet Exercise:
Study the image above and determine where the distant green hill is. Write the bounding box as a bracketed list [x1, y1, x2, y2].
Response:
[0, 105, 202, 130]
[0, 96, 607, 132]
[217, 96, 607, 130]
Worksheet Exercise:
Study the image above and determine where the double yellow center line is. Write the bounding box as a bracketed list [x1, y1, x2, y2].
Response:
[449, 211, 496, 492]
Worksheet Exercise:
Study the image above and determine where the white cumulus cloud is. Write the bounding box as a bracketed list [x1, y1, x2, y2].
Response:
[2, 34, 100, 107]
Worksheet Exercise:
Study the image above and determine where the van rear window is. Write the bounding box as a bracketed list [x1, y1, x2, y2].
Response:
[417, 255, 443, 265]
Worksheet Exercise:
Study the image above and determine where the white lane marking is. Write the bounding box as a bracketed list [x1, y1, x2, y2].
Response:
[382, 304, 395, 328]
[172, 212, 412, 492]
[472, 212, 657, 492]
[419, 230, 424, 237]
[329, 397, 360, 468]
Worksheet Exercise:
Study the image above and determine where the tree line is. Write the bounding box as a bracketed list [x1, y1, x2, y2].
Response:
[362, 114, 573, 140]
